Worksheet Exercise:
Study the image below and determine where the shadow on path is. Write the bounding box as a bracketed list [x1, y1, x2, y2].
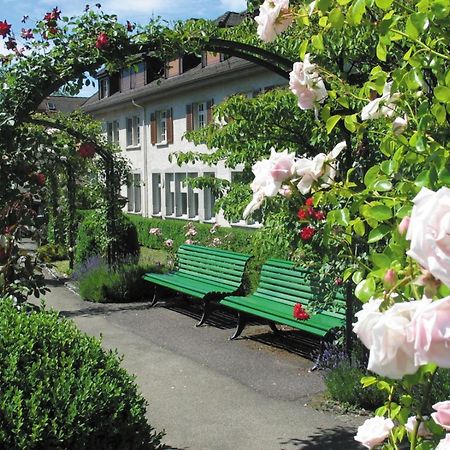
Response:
[279, 425, 357, 449]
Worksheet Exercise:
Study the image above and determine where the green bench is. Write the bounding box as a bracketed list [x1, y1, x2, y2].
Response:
[143, 244, 251, 326]
[220, 258, 346, 349]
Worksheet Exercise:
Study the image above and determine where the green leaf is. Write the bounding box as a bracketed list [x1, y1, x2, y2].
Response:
[299, 40, 309, 59]
[364, 165, 380, 188]
[435, 86, 450, 102]
[368, 205, 393, 221]
[355, 278, 376, 302]
[372, 179, 393, 192]
[326, 115, 341, 134]
[352, 270, 364, 284]
[376, 40, 387, 61]
[317, 0, 333, 12]
[375, 0, 393, 10]
[344, 114, 357, 132]
[368, 225, 390, 243]
[361, 376, 377, 387]
[329, 8, 345, 29]
[312, 34, 325, 51]
[431, 103, 447, 124]
[371, 253, 391, 268]
[353, 219, 366, 236]
[351, 0, 366, 24]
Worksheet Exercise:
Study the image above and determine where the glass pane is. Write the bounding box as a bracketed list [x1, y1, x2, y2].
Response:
[152, 173, 161, 214]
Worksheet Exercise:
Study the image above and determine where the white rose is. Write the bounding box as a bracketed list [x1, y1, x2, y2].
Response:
[243, 148, 295, 218]
[361, 81, 400, 121]
[406, 187, 450, 287]
[352, 297, 383, 349]
[392, 115, 408, 135]
[354, 416, 394, 449]
[367, 300, 429, 379]
[289, 54, 328, 114]
[294, 141, 346, 194]
[436, 434, 450, 450]
[255, 0, 292, 43]
[405, 416, 431, 437]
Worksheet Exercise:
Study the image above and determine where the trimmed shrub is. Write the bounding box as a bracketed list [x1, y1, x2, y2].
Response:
[78, 262, 163, 303]
[126, 215, 254, 253]
[36, 243, 68, 262]
[0, 297, 164, 449]
[75, 212, 139, 264]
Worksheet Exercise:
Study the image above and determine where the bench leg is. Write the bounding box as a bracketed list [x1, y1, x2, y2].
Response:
[268, 321, 280, 334]
[230, 312, 248, 340]
[196, 300, 213, 327]
[150, 285, 158, 307]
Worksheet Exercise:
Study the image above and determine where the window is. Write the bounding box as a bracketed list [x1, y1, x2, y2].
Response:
[163, 172, 199, 219]
[157, 110, 167, 143]
[47, 101, 56, 111]
[194, 102, 207, 130]
[165, 173, 175, 216]
[99, 78, 109, 99]
[106, 120, 120, 143]
[203, 172, 215, 221]
[152, 174, 162, 215]
[151, 109, 173, 145]
[126, 116, 140, 147]
[187, 100, 213, 131]
[127, 174, 141, 213]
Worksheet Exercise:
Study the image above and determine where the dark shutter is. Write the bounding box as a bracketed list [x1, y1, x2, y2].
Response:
[186, 104, 193, 132]
[252, 88, 261, 98]
[150, 112, 157, 145]
[167, 108, 174, 144]
[206, 99, 214, 124]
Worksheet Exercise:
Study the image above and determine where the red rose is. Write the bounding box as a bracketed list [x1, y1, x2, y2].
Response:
[0, 20, 12, 37]
[95, 32, 109, 49]
[21, 28, 34, 39]
[44, 7, 61, 22]
[78, 142, 96, 158]
[126, 20, 135, 32]
[300, 225, 316, 241]
[334, 277, 343, 286]
[47, 26, 58, 35]
[297, 208, 309, 220]
[293, 303, 310, 320]
[5, 38, 16, 50]
[313, 210, 326, 221]
[31, 172, 46, 186]
[305, 197, 314, 207]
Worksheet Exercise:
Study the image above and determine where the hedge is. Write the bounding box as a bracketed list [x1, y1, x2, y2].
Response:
[126, 215, 255, 254]
[0, 297, 163, 449]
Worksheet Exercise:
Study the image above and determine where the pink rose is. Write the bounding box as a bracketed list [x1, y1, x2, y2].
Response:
[289, 54, 328, 113]
[353, 297, 383, 349]
[432, 402, 450, 431]
[408, 296, 450, 368]
[398, 216, 410, 235]
[354, 416, 394, 449]
[406, 187, 450, 287]
[436, 434, 450, 450]
[164, 239, 173, 248]
[185, 239, 194, 245]
[149, 227, 162, 236]
[383, 269, 397, 288]
[255, 0, 292, 43]
[243, 148, 295, 218]
[405, 416, 431, 437]
[361, 81, 400, 121]
[279, 185, 292, 198]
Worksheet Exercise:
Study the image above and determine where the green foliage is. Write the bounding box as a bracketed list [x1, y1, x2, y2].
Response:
[126, 215, 254, 254]
[78, 262, 164, 303]
[0, 297, 164, 449]
[36, 243, 68, 262]
[324, 360, 386, 410]
[75, 211, 139, 264]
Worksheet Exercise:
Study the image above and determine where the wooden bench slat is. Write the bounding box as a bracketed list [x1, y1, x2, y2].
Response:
[178, 249, 248, 268]
[177, 258, 246, 280]
[178, 244, 250, 261]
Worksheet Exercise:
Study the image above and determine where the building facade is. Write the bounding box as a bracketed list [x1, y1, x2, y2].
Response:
[83, 52, 286, 226]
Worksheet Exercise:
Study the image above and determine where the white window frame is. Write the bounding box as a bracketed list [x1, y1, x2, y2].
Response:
[127, 173, 141, 213]
[193, 102, 207, 130]
[156, 110, 168, 145]
[99, 78, 109, 99]
[126, 116, 140, 148]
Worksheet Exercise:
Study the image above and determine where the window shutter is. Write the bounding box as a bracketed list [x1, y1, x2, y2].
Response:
[252, 88, 261, 98]
[167, 108, 174, 144]
[150, 112, 157, 145]
[206, 99, 214, 124]
[186, 104, 193, 132]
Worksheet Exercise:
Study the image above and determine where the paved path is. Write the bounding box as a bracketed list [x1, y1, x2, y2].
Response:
[38, 275, 361, 450]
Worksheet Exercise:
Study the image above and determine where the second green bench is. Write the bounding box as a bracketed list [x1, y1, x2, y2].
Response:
[143, 244, 251, 326]
[220, 258, 346, 348]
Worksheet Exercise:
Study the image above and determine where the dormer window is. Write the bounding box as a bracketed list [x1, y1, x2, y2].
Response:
[99, 77, 110, 99]
[47, 102, 56, 111]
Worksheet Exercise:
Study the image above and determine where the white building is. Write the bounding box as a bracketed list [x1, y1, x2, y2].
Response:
[84, 25, 286, 226]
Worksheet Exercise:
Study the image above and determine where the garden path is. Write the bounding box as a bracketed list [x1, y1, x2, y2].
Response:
[38, 273, 361, 450]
